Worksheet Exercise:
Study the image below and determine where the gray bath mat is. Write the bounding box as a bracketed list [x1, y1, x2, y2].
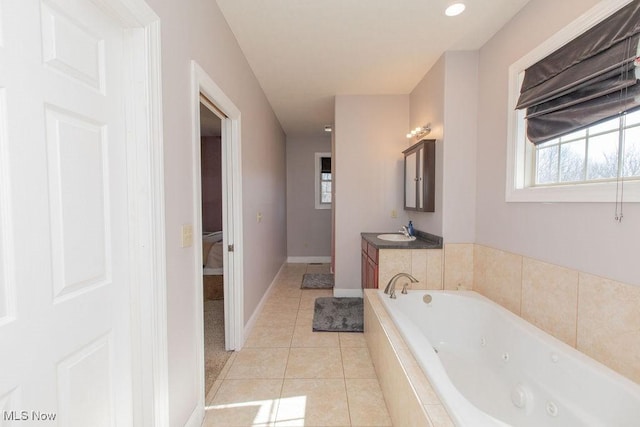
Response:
[301, 273, 334, 289]
[312, 297, 363, 332]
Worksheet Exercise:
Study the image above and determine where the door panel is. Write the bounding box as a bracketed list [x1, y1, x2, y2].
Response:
[41, 2, 105, 92]
[0, 88, 13, 327]
[46, 107, 111, 301]
[56, 334, 114, 427]
[0, 0, 132, 424]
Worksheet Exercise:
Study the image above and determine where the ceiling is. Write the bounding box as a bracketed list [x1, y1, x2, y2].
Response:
[216, 0, 530, 138]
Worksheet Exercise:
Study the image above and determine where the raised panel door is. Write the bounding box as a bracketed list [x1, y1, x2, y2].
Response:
[0, 1, 133, 424]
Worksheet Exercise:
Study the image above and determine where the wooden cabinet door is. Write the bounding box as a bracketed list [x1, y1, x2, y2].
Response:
[361, 239, 379, 289]
[405, 150, 417, 209]
[361, 250, 368, 289]
[367, 257, 378, 288]
[403, 139, 436, 212]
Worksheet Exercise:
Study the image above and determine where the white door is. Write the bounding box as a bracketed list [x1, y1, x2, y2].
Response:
[1, 0, 133, 425]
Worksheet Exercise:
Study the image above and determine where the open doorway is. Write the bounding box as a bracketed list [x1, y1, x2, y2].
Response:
[192, 61, 244, 419]
[199, 100, 230, 395]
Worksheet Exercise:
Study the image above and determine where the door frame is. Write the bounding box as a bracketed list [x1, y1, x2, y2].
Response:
[190, 60, 244, 408]
[106, 1, 169, 425]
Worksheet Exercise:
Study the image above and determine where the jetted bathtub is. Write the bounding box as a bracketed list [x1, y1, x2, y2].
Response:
[375, 290, 640, 426]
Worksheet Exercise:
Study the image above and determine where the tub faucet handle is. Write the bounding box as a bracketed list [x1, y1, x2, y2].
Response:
[401, 283, 410, 294]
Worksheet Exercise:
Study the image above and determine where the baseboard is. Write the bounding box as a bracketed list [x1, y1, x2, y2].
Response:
[286, 256, 331, 264]
[243, 262, 286, 343]
[333, 288, 363, 298]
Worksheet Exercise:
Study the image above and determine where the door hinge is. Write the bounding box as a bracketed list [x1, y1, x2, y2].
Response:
[228, 244, 234, 252]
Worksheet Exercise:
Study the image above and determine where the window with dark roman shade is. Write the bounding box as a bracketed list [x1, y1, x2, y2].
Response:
[516, 0, 640, 145]
[321, 157, 331, 173]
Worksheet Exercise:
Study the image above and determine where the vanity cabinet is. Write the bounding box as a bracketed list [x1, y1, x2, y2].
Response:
[361, 239, 379, 289]
[361, 233, 444, 290]
[403, 139, 435, 212]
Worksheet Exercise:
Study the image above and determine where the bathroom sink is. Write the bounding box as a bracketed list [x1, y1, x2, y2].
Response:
[377, 233, 416, 242]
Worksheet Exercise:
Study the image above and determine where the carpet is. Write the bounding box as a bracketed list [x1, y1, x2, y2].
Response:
[312, 297, 363, 332]
[301, 273, 334, 289]
[204, 300, 232, 394]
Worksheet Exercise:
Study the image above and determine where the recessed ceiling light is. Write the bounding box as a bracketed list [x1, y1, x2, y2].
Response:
[324, 125, 332, 132]
[445, 3, 466, 17]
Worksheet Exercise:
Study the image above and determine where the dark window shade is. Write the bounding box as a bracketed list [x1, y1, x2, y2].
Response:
[321, 157, 331, 173]
[516, 0, 640, 144]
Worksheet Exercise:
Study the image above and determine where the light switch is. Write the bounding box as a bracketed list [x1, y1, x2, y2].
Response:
[181, 223, 193, 248]
[391, 209, 397, 218]
[257, 212, 263, 223]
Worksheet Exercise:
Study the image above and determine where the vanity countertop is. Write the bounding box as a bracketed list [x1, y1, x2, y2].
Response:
[361, 230, 443, 249]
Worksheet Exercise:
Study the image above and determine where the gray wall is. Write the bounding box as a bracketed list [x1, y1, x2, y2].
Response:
[144, 0, 287, 424]
[441, 51, 478, 243]
[409, 56, 445, 237]
[334, 95, 410, 295]
[286, 136, 332, 258]
[408, 51, 479, 243]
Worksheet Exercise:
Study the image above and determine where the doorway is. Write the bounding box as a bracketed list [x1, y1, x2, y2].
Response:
[199, 100, 230, 394]
[191, 61, 244, 417]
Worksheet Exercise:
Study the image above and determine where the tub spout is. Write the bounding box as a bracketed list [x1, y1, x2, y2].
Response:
[384, 273, 419, 299]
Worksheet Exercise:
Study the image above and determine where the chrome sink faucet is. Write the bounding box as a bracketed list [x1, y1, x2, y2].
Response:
[384, 272, 419, 299]
[399, 225, 410, 237]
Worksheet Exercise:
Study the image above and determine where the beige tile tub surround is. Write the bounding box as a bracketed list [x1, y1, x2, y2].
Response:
[364, 289, 455, 427]
[411, 249, 429, 287]
[443, 243, 473, 290]
[377, 249, 411, 288]
[467, 244, 640, 386]
[473, 245, 522, 315]
[577, 273, 640, 384]
[521, 258, 579, 347]
[378, 248, 443, 290]
[426, 249, 444, 290]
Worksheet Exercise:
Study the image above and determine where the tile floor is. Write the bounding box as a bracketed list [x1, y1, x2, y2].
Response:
[203, 263, 393, 426]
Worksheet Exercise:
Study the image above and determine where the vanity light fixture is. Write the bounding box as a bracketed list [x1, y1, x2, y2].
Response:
[406, 124, 431, 140]
[445, 2, 466, 17]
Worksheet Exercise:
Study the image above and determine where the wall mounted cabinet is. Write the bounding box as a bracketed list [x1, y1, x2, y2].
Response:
[403, 139, 435, 212]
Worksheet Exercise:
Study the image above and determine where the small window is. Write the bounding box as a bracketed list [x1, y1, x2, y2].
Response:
[315, 152, 331, 209]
